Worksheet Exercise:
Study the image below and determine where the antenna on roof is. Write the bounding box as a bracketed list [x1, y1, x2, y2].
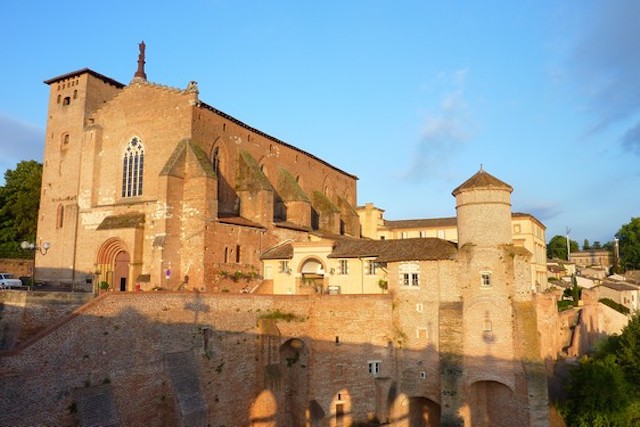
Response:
[480, 164, 484, 172]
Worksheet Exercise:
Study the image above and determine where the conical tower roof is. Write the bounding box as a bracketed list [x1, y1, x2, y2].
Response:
[451, 167, 513, 196]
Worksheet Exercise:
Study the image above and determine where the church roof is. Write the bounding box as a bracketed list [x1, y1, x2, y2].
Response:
[451, 168, 513, 196]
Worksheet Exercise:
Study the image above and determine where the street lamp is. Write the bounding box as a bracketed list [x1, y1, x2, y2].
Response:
[20, 241, 51, 291]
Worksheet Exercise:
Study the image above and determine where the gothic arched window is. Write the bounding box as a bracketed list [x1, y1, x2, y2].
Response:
[122, 137, 145, 198]
[212, 146, 220, 175]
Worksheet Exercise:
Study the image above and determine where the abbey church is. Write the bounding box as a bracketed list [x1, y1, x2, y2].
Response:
[10, 45, 555, 426]
[38, 43, 360, 291]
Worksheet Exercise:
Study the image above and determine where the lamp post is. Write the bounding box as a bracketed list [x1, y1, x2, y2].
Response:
[20, 241, 50, 291]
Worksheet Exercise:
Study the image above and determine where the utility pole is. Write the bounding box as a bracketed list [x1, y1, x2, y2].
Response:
[566, 227, 571, 261]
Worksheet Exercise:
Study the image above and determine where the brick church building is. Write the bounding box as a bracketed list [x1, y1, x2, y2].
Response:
[37, 43, 360, 291]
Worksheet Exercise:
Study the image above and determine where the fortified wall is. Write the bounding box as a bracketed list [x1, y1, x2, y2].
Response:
[0, 290, 553, 426]
[1, 292, 397, 426]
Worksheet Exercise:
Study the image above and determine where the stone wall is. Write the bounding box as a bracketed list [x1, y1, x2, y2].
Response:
[0, 293, 394, 426]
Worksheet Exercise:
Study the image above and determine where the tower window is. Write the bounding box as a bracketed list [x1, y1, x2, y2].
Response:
[480, 271, 492, 288]
[121, 137, 145, 198]
[56, 205, 64, 229]
[212, 147, 220, 174]
[368, 361, 381, 376]
[63, 97, 71, 106]
[73, 89, 78, 99]
[57, 94, 61, 104]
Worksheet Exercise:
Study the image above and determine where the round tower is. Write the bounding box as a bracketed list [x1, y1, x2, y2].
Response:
[452, 167, 513, 247]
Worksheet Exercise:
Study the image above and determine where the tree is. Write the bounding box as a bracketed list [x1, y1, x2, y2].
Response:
[593, 241, 602, 250]
[547, 235, 579, 260]
[560, 355, 631, 427]
[616, 314, 640, 386]
[0, 161, 42, 258]
[583, 239, 591, 250]
[616, 218, 640, 271]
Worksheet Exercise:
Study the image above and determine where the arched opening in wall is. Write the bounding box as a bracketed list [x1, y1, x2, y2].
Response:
[299, 258, 325, 294]
[250, 389, 278, 426]
[469, 381, 520, 427]
[56, 204, 64, 229]
[278, 338, 309, 427]
[210, 143, 236, 214]
[408, 396, 441, 427]
[61, 133, 70, 151]
[96, 238, 130, 291]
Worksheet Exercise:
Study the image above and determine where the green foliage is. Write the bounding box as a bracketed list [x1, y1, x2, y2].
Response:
[557, 300, 575, 312]
[99, 281, 110, 290]
[0, 161, 42, 248]
[560, 314, 640, 426]
[258, 309, 305, 323]
[616, 217, 640, 271]
[583, 239, 591, 250]
[599, 298, 630, 315]
[560, 355, 630, 426]
[547, 235, 579, 260]
[616, 315, 640, 386]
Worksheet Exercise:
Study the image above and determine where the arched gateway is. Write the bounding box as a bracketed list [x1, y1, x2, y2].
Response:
[96, 238, 131, 291]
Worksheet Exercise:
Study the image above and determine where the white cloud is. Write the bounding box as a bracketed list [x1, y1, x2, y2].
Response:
[404, 69, 474, 181]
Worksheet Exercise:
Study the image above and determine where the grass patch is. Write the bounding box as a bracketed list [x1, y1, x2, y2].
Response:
[258, 309, 305, 323]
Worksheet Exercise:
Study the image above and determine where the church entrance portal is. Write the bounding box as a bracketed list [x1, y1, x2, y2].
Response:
[96, 238, 131, 292]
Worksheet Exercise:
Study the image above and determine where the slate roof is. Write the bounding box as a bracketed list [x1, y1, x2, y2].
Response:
[97, 213, 145, 230]
[384, 217, 457, 229]
[218, 214, 265, 229]
[260, 238, 458, 262]
[383, 212, 542, 230]
[601, 281, 640, 292]
[452, 168, 513, 196]
[260, 243, 294, 260]
[44, 68, 125, 88]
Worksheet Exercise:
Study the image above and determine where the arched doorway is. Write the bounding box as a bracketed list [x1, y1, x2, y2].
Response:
[408, 396, 441, 427]
[278, 338, 309, 426]
[469, 381, 521, 426]
[96, 238, 130, 292]
[299, 258, 325, 294]
[114, 251, 130, 291]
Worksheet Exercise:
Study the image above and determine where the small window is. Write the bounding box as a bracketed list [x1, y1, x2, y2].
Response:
[368, 361, 381, 376]
[338, 260, 349, 275]
[416, 303, 424, 313]
[73, 89, 78, 99]
[402, 273, 419, 287]
[235, 245, 241, 263]
[480, 272, 492, 288]
[420, 371, 427, 379]
[224, 247, 228, 263]
[279, 260, 290, 273]
[62, 97, 71, 106]
[483, 320, 492, 332]
[366, 260, 377, 275]
[57, 94, 61, 104]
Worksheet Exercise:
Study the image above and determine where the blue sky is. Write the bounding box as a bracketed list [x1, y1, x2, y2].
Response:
[1, 1, 638, 245]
